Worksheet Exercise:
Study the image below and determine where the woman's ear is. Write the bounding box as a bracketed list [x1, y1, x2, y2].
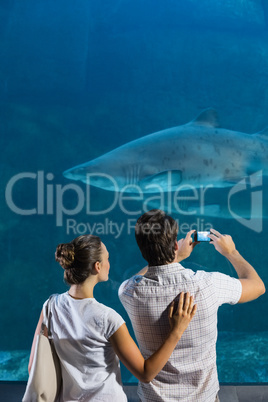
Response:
[93, 261, 101, 274]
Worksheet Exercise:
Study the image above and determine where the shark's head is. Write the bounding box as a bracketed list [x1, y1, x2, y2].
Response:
[63, 158, 127, 191]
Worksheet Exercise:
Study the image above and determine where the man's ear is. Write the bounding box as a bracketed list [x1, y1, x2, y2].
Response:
[175, 241, 179, 251]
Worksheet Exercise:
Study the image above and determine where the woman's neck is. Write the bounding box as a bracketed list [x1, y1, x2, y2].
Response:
[68, 277, 96, 299]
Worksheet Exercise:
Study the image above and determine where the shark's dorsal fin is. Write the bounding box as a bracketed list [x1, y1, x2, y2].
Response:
[191, 108, 219, 128]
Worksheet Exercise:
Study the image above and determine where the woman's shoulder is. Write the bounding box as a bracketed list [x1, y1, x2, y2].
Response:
[93, 301, 125, 339]
[95, 300, 124, 323]
[42, 292, 67, 312]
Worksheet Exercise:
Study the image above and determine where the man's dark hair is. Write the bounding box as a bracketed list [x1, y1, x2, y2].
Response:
[135, 209, 178, 266]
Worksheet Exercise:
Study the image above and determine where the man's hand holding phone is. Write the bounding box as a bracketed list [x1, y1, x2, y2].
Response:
[177, 230, 197, 262]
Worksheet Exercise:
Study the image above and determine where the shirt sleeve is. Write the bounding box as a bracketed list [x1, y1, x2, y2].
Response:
[118, 276, 143, 299]
[105, 307, 125, 340]
[209, 272, 242, 306]
[118, 279, 129, 302]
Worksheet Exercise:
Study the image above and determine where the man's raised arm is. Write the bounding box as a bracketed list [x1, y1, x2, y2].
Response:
[209, 229, 265, 303]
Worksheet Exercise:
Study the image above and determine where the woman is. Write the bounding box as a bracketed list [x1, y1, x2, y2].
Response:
[29, 235, 197, 401]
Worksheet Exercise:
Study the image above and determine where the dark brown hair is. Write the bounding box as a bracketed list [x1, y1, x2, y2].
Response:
[135, 209, 178, 266]
[55, 235, 102, 285]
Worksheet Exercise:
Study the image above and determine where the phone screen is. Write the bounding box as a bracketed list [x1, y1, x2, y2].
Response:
[195, 231, 211, 242]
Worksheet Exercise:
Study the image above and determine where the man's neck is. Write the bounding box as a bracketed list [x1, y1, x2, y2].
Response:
[136, 256, 180, 277]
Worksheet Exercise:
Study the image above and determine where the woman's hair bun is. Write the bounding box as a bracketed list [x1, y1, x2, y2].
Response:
[55, 243, 75, 269]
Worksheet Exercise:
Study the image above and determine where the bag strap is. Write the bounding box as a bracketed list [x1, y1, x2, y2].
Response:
[40, 296, 54, 337]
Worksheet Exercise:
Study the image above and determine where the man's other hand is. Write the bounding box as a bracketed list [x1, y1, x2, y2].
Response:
[208, 229, 236, 257]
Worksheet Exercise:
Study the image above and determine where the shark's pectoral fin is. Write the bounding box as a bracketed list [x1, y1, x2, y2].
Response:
[190, 108, 220, 128]
[140, 170, 182, 191]
[255, 126, 268, 140]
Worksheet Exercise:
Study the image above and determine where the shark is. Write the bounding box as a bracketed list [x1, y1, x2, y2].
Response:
[63, 108, 268, 193]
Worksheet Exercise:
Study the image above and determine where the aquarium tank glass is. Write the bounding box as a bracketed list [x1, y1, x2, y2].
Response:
[0, 0, 267, 384]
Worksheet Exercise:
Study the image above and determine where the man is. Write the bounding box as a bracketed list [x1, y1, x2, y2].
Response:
[118, 209, 265, 402]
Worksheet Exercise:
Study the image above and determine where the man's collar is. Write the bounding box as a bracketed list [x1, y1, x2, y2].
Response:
[146, 262, 185, 275]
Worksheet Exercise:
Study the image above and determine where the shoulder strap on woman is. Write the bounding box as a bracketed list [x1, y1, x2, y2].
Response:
[41, 295, 55, 337]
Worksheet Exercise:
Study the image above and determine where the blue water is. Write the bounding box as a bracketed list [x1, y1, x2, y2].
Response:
[0, 0, 268, 383]
[2, 331, 268, 383]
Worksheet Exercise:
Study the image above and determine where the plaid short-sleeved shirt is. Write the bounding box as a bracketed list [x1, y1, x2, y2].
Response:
[119, 263, 242, 402]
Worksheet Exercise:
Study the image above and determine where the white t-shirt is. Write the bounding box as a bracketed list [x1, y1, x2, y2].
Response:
[43, 292, 127, 402]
